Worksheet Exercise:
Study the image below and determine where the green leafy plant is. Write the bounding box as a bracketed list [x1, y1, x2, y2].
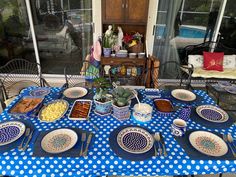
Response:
[112, 86, 133, 107]
[93, 77, 112, 102]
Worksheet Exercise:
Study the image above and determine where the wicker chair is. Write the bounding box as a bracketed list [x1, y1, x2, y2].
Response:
[0, 59, 48, 105]
[64, 60, 102, 88]
[148, 55, 193, 89]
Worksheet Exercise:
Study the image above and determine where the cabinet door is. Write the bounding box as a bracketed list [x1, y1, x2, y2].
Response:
[125, 0, 149, 24]
[102, 0, 125, 23]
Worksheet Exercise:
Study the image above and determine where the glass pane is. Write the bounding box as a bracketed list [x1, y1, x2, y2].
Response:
[30, 0, 93, 74]
[219, 0, 236, 48]
[0, 0, 35, 67]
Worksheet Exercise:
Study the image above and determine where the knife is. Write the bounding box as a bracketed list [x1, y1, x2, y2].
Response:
[83, 133, 93, 157]
[160, 132, 167, 157]
[22, 130, 34, 151]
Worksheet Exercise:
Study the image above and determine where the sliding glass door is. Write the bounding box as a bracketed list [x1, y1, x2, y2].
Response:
[0, 0, 34, 66]
[29, 0, 93, 74]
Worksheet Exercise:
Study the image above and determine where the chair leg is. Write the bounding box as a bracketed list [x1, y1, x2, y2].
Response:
[219, 173, 223, 177]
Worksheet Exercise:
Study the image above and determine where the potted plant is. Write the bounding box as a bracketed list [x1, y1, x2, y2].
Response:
[93, 77, 113, 116]
[112, 86, 133, 121]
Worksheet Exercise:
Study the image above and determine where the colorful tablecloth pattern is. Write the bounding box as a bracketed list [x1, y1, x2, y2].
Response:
[0, 87, 235, 177]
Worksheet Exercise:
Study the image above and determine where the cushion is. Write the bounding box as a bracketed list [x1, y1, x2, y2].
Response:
[223, 55, 236, 69]
[203, 52, 224, 71]
[192, 68, 236, 79]
[188, 55, 203, 68]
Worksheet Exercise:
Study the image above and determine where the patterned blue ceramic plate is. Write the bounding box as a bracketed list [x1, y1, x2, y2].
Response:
[0, 121, 25, 146]
[29, 88, 51, 97]
[196, 105, 229, 123]
[189, 131, 228, 157]
[41, 129, 78, 154]
[218, 81, 232, 88]
[117, 127, 154, 154]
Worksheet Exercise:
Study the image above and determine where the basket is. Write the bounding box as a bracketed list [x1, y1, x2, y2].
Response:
[128, 43, 144, 53]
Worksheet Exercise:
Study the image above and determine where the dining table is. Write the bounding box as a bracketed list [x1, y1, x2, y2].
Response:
[0, 86, 235, 177]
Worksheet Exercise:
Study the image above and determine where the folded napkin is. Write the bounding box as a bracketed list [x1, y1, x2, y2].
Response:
[33, 128, 93, 157]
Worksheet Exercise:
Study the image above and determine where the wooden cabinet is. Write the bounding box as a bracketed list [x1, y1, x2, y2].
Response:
[102, 0, 149, 24]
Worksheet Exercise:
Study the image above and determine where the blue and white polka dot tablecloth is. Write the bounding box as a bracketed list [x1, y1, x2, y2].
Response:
[0, 87, 235, 177]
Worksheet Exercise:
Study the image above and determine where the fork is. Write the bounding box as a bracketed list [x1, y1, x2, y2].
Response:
[80, 133, 86, 156]
[154, 133, 162, 156]
[223, 134, 236, 157]
[152, 134, 158, 157]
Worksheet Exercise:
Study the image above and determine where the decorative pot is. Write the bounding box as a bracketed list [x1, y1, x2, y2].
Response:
[94, 100, 112, 116]
[132, 103, 153, 123]
[112, 103, 130, 121]
[103, 48, 112, 57]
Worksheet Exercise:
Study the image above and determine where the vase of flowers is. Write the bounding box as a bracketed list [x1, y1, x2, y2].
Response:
[102, 25, 117, 57]
[123, 32, 144, 53]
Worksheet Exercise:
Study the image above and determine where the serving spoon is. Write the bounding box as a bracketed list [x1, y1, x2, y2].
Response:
[18, 128, 30, 150]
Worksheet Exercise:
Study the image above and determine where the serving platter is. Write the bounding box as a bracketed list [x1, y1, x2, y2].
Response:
[29, 88, 51, 97]
[117, 127, 154, 154]
[68, 100, 92, 120]
[171, 89, 196, 102]
[0, 121, 25, 146]
[41, 129, 78, 154]
[38, 99, 69, 122]
[189, 131, 228, 157]
[63, 87, 88, 99]
[196, 105, 229, 123]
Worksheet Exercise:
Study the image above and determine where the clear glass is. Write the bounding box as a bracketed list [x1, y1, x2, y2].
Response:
[0, 0, 35, 66]
[30, 0, 93, 74]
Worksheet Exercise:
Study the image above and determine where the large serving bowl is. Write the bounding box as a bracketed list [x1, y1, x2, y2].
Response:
[38, 99, 69, 122]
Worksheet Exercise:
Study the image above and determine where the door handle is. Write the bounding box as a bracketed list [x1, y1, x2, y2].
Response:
[153, 25, 156, 36]
[126, 3, 128, 8]
[122, 3, 125, 8]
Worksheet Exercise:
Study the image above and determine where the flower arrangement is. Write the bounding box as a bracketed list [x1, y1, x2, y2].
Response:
[123, 32, 143, 51]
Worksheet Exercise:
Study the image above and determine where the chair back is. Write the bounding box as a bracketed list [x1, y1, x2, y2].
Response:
[0, 59, 43, 99]
[64, 61, 101, 88]
[147, 56, 193, 89]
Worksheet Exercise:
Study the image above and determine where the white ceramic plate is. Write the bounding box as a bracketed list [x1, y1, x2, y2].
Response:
[117, 127, 154, 154]
[171, 89, 196, 102]
[63, 87, 88, 99]
[0, 121, 25, 146]
[196, 105, 229, 123]
[41, 129, 78, 154]
[189, 131, 228, 157]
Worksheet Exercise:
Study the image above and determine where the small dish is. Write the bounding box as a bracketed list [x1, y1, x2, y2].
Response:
[63, 87, 88, 99]
[68, 100, 92, 120]
[138, 52, 145, 58]
[29, 88, 51, 97]
[129, 53, 137, 58]
[224, 85, 236, 94]
[171, 89, 196, 102]
[154, 99, 174, 114]
[218, 81, 232, 88]
[41, 128, 78, 154]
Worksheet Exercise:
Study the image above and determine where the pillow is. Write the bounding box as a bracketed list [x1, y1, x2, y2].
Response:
[203, 52, 224, 71]
[188, 55, 203, 68]
[223, 55, 236, 69]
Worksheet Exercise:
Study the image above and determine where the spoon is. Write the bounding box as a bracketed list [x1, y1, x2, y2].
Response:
[227, 134, 236, 149]
[18, 128, 30, 150]
[132, 90, 141, 108]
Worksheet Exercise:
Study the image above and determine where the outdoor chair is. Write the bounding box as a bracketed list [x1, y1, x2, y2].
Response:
[107, 62, 146, 86]
[64, 60, 102, 88]
[0, 58, 48, 106]
[148, 55, 193, 89]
